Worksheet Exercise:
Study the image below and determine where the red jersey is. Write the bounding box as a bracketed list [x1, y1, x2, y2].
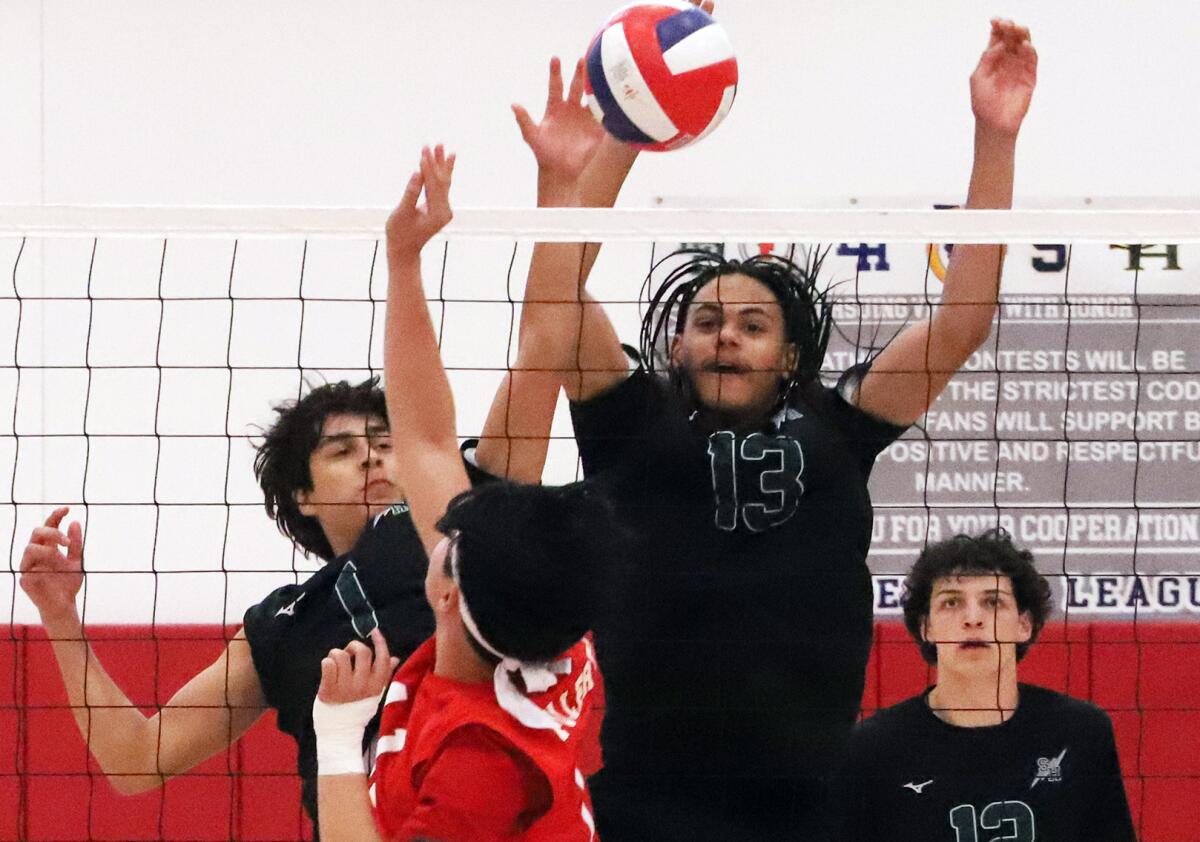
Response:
[369, 636, 599, 842]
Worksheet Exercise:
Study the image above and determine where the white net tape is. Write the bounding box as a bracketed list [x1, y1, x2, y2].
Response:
[4, 205, 1200, 242]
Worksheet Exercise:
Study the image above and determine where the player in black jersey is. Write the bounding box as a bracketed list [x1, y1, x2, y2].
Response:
[521, 16, 1038, 842]
[19, 366, 571, 832]
[832, 530, 1136, 842]
[19, 379, 412, 831]
[17, 87, 592, 832]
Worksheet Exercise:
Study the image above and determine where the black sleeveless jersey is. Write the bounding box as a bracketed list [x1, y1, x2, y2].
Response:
[570, 367, 905, 839]
[832, 684, 1135, 842]
[243, 503, 431, 834]
[242, 445, 493, 835]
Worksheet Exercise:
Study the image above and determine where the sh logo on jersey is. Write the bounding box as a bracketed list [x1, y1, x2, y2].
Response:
[1030, 747, 1067, 788]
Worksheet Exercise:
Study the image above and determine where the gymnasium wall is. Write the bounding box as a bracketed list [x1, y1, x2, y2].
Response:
[5, 621, 1199, 841]
[3, 0, 1200, 209]
[4, 3, 1200, 839]
[6, 1, 1200, 626]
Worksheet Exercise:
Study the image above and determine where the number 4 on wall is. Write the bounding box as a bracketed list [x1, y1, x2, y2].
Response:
[949, 801, 1036, 842]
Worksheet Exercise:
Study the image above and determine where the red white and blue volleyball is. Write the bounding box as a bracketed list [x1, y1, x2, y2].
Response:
[585, 1, 738, 152]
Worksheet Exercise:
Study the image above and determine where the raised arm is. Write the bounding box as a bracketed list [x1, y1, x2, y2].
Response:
[383, 145, 471, 556]
[19, 507, 267, 794]
[565, 134, 644, 403]
[856, 19, 1037, 426]
[514, 58, 641, 408]
[559, 0, 717, 403]
[474, 57, 607, 481]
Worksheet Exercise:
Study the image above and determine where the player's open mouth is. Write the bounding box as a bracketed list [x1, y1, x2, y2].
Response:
[959, 640, 991, 649]
[704, 362, 747, 374]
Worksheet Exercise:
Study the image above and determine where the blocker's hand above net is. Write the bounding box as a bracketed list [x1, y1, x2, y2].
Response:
[513, 56, 605, 192]
[385, 144, 455, 261]
[970, 18, 1037, 138]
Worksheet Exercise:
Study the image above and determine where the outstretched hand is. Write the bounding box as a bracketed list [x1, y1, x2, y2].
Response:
[317, 629, 398, 706]
[385, 144, 456, 260]
[970, 19, 1037, 137]
[19, 506, 84, 620]
[513, 57, 606, 186]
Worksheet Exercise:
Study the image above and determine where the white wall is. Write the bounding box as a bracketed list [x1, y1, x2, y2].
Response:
[4, 0, 1200, 209]
[5, 1, 1200, 624]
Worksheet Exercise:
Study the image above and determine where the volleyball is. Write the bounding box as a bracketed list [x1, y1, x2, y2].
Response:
[585, 1, 738, 152]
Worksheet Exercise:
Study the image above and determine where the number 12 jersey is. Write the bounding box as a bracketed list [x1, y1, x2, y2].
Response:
[832, 684, 1136, 842]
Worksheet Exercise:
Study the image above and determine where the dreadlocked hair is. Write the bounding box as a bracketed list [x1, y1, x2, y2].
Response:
[638, 248, 834, 406]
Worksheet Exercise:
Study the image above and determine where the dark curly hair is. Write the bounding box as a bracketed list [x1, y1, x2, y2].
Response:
[639, 248, 833, 410]
[901, 528, 1053, 665]
[435, 480, 619, 663]
[253, 378, 387, 561]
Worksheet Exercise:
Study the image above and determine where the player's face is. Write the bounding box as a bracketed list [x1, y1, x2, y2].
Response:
[296, 413, 400, 555]
[923, 573, 1033, 678]
[671, 273, 797, 421]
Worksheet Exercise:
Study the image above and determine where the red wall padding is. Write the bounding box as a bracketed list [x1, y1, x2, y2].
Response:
[5, 621, 1199, 841]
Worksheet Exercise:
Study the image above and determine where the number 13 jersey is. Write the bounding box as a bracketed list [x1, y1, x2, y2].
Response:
[570, 364, 906, 786]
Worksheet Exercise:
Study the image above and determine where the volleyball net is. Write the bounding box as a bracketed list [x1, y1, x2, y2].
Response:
[2, 206, 1199, 840]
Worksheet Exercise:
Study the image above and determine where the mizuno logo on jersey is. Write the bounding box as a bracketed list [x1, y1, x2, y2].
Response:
[1030, 747, 1067, 788]
[903, 779, 933, 794]
[275, 593, 306, 617]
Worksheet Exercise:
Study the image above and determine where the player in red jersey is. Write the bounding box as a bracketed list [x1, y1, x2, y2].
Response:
[310, 141, 615, 842]
[325, 626, 599, 842]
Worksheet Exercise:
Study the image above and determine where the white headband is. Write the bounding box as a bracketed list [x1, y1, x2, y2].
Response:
[448, 536, 577, 740]
[449, 537, 507, 660]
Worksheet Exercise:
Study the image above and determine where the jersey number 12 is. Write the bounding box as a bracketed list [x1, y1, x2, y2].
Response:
[707, 431, 805, 532]
[949, 801, 1036, 842]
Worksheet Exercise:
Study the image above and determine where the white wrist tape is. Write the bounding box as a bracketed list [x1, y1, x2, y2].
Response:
[312, 695, 380, 776]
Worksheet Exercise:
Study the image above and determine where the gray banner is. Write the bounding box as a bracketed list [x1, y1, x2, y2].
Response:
[836, 295, 1200, 618]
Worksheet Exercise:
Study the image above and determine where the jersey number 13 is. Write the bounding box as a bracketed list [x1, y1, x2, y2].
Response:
[707, 431, 805, 532]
